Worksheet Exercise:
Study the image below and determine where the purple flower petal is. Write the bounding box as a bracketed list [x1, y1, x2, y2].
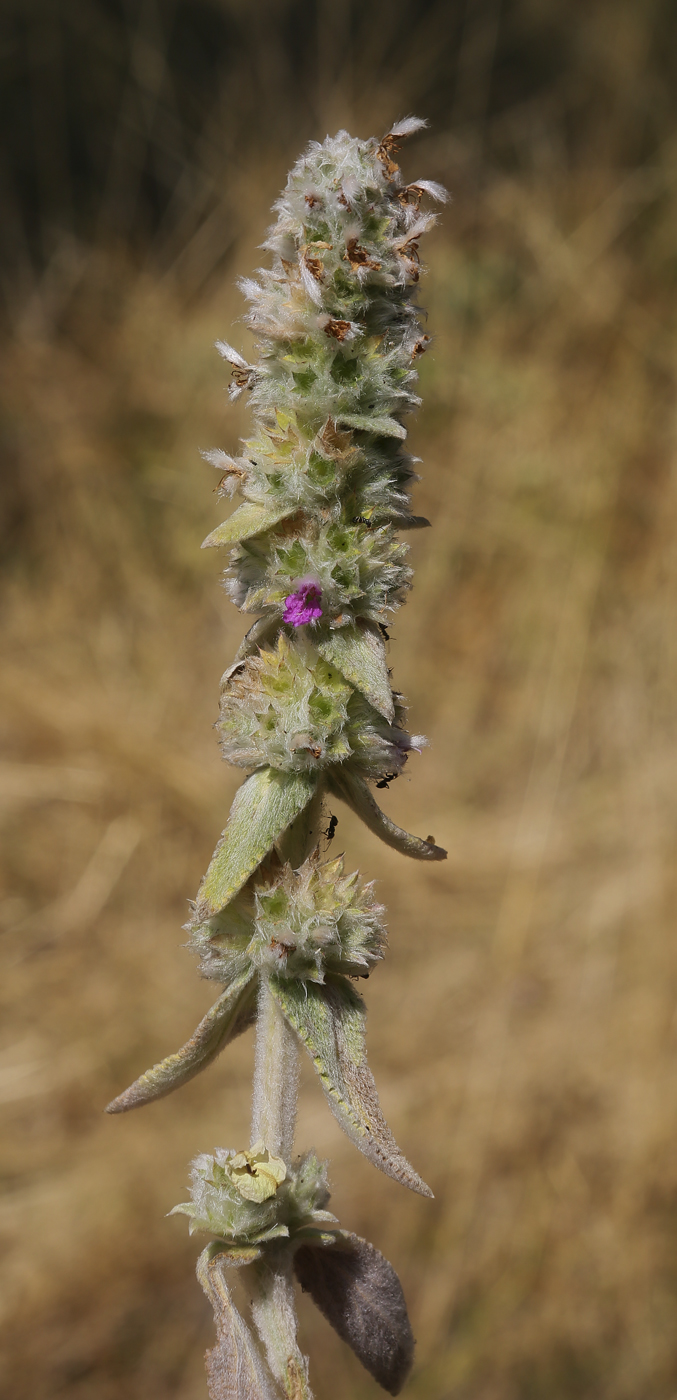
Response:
[283, 578, 323, 627]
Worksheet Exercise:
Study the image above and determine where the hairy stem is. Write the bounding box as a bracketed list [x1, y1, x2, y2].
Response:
[249, 1252, 313, 1399]
[249, 791, 328, 1394]
[252, 981, 299, 1162]
[251, 782, 324, 1160]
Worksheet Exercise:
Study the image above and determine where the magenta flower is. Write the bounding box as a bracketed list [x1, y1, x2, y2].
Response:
[283, 576, 323, 626]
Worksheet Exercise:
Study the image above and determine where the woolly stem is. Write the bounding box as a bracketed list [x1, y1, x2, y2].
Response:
[249, 792, 327, 1396]
[251, 782, 323, 1161]
[252, 981, 299, 1162]
[249, 1252, 313, 1400]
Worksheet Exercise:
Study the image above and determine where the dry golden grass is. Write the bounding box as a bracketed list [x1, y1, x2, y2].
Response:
[2, 166, 677, 1399]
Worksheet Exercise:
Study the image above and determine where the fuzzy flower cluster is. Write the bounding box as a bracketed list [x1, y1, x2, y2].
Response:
[222, 519, 411, 627]
[205, 124, 445, 631]
[210, 412, 417, 527]
[172, 1144, 336, 1246]
[189, 853, 386, 985]
[217, 634, 417, 777]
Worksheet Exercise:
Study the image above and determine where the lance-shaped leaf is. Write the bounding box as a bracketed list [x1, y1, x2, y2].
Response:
[197, 769, 318, 919]
[198, 1249, 282, 1400]
[294, 1232, 414, 1397]
[105, 969, 256, 1113]
[328, 768, 447, 861]
[202, 502, 295, 550]
[269, 974, 432, 1197]
[315, 623, 394, 721]
[337, 413, 407, 440]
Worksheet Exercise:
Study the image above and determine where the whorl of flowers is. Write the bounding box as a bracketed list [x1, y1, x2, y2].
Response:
[217, 634, 420, 778]
[107, 118, 447, 1400]
[172, 1145, 336, 1250]
[189, 853, 387, 986]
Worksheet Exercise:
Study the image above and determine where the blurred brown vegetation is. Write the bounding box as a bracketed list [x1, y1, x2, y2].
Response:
[3, 2, 677, 1397]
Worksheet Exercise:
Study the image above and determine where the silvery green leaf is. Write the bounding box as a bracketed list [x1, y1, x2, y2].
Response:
[337, 413, 407, 440]
[105, 968, 256, 1113]
[198, 1249, 282, 1400]
[294, 1232, 414, 1396]
[202, 503, 294, 550]
[197, 769, 319, 918]
[328, 769, 447, 861]
[315, 623, 394, 721]
[269, 974, 432, 1197]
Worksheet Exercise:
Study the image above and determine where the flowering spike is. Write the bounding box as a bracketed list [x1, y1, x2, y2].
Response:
[108, 121, 446, 1398]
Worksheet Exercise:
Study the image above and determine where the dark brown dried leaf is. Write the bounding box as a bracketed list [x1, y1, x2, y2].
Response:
[294, 1233, 414, 1395]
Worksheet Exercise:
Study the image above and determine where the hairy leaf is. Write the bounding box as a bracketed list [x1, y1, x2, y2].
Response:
[269, 975, 432, 1197]
[105, 969, 256, 1113]
[315, 623, 394, 721]
[197, 769, 319, 918]
[328, 769, 447, 861]
[198, 1250, 281, 1400]
[202, 503, 294, 549]
[337, 413, 407, 440]
[294, 1233, 414, 1396]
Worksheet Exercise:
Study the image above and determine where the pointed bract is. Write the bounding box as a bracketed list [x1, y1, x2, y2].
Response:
[105, 969, 256, 1113]
[202, 503, 296, 549]
[328, 768, 447, 860]
[269, 974, 432, 1197]
[315, 623, 394, 721]
[197, 769, 319, 918]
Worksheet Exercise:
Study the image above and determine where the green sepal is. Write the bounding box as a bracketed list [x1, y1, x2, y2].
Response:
[202, 501, 294, 549]
[315, 622, 394, 721]
[197, 768, 319, 918]
[328, 768, 447, 861]
[105, 968, 256, 1114]
[268, 973, 432, 1197]
[337, 413, 407, 440]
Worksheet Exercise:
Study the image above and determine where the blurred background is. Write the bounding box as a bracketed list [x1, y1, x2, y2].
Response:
[2, 1, 677, 1396]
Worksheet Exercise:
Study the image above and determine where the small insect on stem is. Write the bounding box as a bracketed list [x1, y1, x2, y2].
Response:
[323, 814, 339, 842]
[375, 772, 400, 790]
